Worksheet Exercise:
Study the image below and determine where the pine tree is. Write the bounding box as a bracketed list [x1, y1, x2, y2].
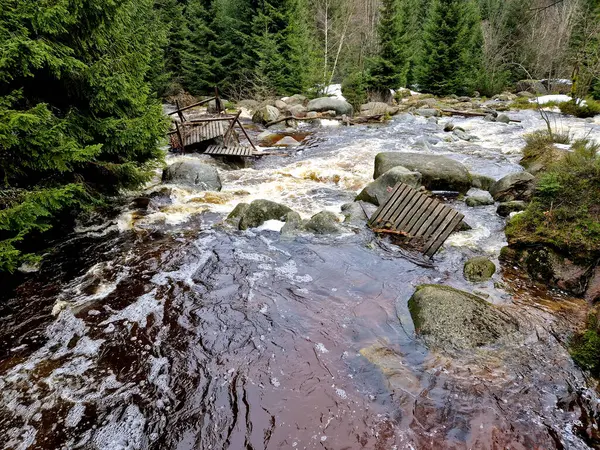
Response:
[368, 0, 406, 98]
[417, 0, 483, 96]
[181, 0, 216, 95]
[155, 0, 188, 92]
[0, 0, 167, 272]
[401, 0, 431, 87]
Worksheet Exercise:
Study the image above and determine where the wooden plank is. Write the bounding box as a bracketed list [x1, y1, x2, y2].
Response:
[368, 183, 407, 227]
[424, 212, 464, 257]
[388, 189, 419, 226]
[404, 197, 434, 235]
[393, 191, 423, 230]
[422, 210, 459, 255]
[377, 185, 413, 226]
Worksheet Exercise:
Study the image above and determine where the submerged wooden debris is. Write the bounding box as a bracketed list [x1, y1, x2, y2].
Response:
[368, 182, 465, 257]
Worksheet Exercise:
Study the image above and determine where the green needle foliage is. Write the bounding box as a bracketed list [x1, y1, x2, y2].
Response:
[0, 0, 168, 272]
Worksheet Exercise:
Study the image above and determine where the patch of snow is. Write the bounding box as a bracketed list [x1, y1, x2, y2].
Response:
[530, 95, 571, 105]
[323, 84, 345, 101]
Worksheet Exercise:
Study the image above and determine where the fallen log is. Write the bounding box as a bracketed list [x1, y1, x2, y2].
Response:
[441, 108, 521, 123]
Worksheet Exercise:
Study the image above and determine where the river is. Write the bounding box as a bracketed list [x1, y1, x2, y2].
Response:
[1, 109, 600, 449]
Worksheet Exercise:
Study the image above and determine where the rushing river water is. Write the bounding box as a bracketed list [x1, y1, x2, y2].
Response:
[2, 109, 600, 449]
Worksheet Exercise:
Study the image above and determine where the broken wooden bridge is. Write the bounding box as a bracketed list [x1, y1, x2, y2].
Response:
[368, 182, 465, 257]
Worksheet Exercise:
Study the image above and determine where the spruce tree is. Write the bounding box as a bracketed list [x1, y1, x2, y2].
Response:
[181, 0, 216, 95]
[0, 0, 167, 272]
[155, 0, 188, 92]
[369, 0, 406, 98]
[417, 0, 483, 96]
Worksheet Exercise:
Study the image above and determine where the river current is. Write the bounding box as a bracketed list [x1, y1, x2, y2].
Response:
[1, 109, 600, 449]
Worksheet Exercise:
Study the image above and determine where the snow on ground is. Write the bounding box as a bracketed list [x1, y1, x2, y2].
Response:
[530, 95, 572, 105]
[323, 84, 345, 101]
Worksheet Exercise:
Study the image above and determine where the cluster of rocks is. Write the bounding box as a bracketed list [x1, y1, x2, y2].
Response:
[250, 95, 354, 126]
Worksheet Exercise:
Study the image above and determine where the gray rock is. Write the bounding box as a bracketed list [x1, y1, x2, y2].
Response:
[453, 128, 475, 141]
[465, 188, 494, 207]
[274, 136, 301, 147]
[515, 80, 547, 94]
[305, 211, 343, 234]
[374, 153, 472, 193]
[306, 111, 318, 119]
[471, 173, 495, 191]
[162, 161, 222, 191]
[307, 97, 353, 116]
[238, 200, 293, 230]
[408, 285, 518, 350]
[226, 203, 250, 227]
[496, 201, 527, 217]
[443, 122, 455, 132]
[457, 96, 471, 103]
[252, 105, 280, 125]
[496, 114, 511, 124]
[284, 94, 307, 106]
[275, 100, 288, 111]
[341, 202, 374, 226]
[464, 257, 497, 282]
[416, 108, 441, 118]
[281, 211, 303, 237]
[289, 104, 308, 117]
[490, 172, 535, 202]
[359, 102, 400, 116]
[517, 91, 535, 98]
[356, 167, 422, 206]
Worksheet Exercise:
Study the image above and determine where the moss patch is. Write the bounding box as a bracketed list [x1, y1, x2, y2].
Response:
[570, 312, 600, 376]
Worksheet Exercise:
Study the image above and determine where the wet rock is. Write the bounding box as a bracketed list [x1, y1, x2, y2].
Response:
[274, 136, 300, 147]
[359, 102, 400, 116]
[275, 100, 288, 111]
[457, 220, 473, 231]
[497, 201, 527, 217]
[306, 111, 318, 119]
[496, 114, 511, 124]
[238, 200, 293, 230]
[374, 153, 472, 193]
[307, 97, 353, 116]
[443, 122, 455, 132]
[226, 203, 250, 227]
[470, 173, 495, 191]
[490, 172, 535, 202]
[162, 160, 222, 191]
[453, 128, 475, 141]
[359, 343, 421, 395]
[284, 94, 307, 106]
[356, 167, 422, 206]
[465, 188, 494, 207]
[341, 202, 374, 227]
[500, 246, 595, 298]
[305, 211, 343, 234]
[586, 267, 600, 303]
[484, 114, 495, 122]
[464, 257, 496, 282]
[280, 211, 304, 237]
[129, 197, 151, 210]
[288, 104, 308, 117]
[515, 80, 547, 94]
[252, 105, 280, 125]
[408, 285, 519, 350]
[415, 108, 440, 118]
[256, 130, 281, 146]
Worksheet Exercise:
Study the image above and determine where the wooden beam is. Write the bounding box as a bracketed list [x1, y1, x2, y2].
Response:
[167, 97, 216, 116]
[441, 108, 521, 123]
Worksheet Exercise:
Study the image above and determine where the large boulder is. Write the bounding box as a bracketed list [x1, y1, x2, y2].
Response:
[238, 200, 293, 230]
[252, 105, 280, 125]
[471, 173, 495, 192]
[408, 285, 519, 350]
[490, 172, 535, 202]
[341, 202, 376, 227]
[465, 188, 494, 207]
[356, 166, 422, 206]
[304, 211, 343, 234]
[288, 104, 308, 117]
[284, 94, 307, 106]
[415, 108, 440, 118]
[464, 257, 496, 282]
[515, 80, 547, 94]
[374, 153, 472, 193]
[359, 102, 400, 116]
[307, 97, 353, 116]
[497, 201, 527, 217]
[280, 211, 304, 237]
[162, 160, 222, 191]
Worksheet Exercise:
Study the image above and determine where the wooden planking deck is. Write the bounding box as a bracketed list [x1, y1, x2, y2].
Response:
[204, 145, 254, 157]
[182, 122, 224, 146]
[368, 182, 464, 257]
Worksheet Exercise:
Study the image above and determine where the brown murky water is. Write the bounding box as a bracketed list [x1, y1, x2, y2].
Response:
[2, 110, 600, 449]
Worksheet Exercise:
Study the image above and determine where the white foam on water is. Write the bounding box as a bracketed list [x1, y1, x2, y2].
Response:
[93, 404, 146, 450]
[256, 220, 286, 232]
[315, 343, 329, 354]
[99, 290, 162, 329]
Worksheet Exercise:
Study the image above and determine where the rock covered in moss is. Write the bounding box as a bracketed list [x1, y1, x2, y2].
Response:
[497, 201, 527, 217]
[464, 257, 496, 282]
[490, 172, 535, 202]
[238, 200, 293, 230]
[280, 211, 303, 237]
[408, 285, 518, 350]
[305, 211, 343, 234]
[356, 166, 422, 206]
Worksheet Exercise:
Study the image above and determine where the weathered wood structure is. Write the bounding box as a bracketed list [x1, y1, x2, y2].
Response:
[167, 89, 256, 156]
[368, 182, 464, 257]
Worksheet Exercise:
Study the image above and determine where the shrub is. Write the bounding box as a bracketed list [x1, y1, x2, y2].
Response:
[559, 98, 600, 118]
[570, 312, 600, 376]
[342, 72, 369, 110]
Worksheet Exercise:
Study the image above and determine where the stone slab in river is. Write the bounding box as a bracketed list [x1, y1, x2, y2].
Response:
[307, 97, 353, 116]
[162, 160, 222, 191]
[374, 153, 472, 193]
